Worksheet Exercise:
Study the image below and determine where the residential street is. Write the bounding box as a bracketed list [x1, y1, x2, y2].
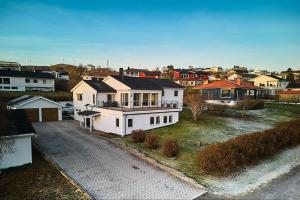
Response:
[199, 165, 300, 200]
[33, 120, 206, 200]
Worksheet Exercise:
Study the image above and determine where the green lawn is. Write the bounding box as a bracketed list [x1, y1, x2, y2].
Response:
[114, 103, 300, 184]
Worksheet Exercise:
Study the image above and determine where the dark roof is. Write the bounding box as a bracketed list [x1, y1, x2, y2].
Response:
[7, 95, 35, 106]
[142, 71, 161, 76]
[77, 110, 100, 116]
[174, 69, 190, 74]
[84, 80, 116, 93]
[59, 71, 69, 75]
[0, 109, 36, 137]
[111, 75, 184, 90]
[240, 73, 257, 78]
[0, 70, 54, 79]
[286, 82, 300, 89]
[266, 75, 286, 81]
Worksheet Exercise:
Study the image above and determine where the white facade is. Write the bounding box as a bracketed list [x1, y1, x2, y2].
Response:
[250, 75, 289, 95]
[72, 76, 184, 136]
[0, 134, 35, 169]
[0, 76, 54, 92]
[8, 96, 63, 122]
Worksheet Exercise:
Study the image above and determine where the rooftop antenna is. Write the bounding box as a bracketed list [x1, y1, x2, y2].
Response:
[106, 59, 109, 68]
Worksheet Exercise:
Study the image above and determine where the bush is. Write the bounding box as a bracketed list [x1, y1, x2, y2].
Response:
[162, 138, 179, 157]
[131, 130, 145, 143]
[236, 100, 265, 110]
[144, 134, 160, 149]
[197, 118, 300, 176]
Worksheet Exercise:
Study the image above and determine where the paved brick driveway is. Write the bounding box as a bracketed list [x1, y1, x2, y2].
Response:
[33, 120, 205, 200]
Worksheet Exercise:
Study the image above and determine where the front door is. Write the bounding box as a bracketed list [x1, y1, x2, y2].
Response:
[86, 118, 90, 127]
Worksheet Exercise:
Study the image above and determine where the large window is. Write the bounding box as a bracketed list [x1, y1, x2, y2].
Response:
[142, 93, 149, 106]
[133, 93, 141, 106]
[220, 89, 231, 98]
[169, 115, 173, 123]
[77, 93, 83, 101]
[3, 78, 10, 84]
[151, 93, 158, 106]
[164, 116, 168, 123]
[150, 117, 155, 125]
[121, 93, 129, 106]
[128, 119, 133, 127]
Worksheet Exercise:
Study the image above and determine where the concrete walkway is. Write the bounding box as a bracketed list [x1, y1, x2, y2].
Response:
[33, 120, 206, 200]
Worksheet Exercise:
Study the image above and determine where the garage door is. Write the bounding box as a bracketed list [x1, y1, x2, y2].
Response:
[25, 108, 39, 122]
[42, 108, 58, 122]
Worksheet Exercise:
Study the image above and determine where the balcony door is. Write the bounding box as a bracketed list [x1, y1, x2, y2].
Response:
[121, 93, 129, 106]
[142, 93, 149, 106]
[133, 93, 141, 106]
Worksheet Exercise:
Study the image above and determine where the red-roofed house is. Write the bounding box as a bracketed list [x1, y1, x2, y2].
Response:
[193, 80, 263, 106]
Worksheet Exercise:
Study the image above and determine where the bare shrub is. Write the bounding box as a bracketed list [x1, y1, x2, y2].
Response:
[131, 130, 145, 143]
[197, 118, 300, 176]
[144, 134, 160, 149]
[162, 138, 179, 157]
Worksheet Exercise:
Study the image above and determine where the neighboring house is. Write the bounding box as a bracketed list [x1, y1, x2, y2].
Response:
[227, 73, 257, 82]
[203, 66, 223, 73]
[0, 109, 36, 169]
[139, 71, 161, 79]
[286, 82, 300, 91]
[124, 68, 147, 77]
[250, 75, 289, 96]
[82, 70, 118, 81]
[7, 95, 63, 122]
[280, 70, 300, 80]
[0, 61, 21, 71]
[71, 71, 184, 136]
[278, 82, 300, 103]
[42, 71, 70, 80]
[193, 80, 262, 106]
[0, 70, 55, 92]
[173, 69, 208, 87]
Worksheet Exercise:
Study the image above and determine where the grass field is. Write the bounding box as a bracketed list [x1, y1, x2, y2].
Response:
[114, 103, 300, 183]
[0, 147, 87, 200]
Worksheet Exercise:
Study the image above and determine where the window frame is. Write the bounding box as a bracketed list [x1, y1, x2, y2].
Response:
[163, 116, 168, 123]
[156, 116, 160, 124]
[33, 79, 38, 83]
[220, 89, 231, 99]
[150, 117, 155, 125]
[25, 78, 30, 83]
[77, 93, 83, 101]
[169, 115, 173, 123]
[174, 90, 178, 96]
[128, 119, 133, 127]
[116, 118, 119, 127]
[3, 78, 10, 84]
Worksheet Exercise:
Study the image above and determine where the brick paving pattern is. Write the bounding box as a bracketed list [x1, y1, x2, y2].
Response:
[33, 121, 205, 200]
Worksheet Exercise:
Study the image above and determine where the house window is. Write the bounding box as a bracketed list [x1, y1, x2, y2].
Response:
[162, 90, 164, 96]
[121, 93, 129, 106]
[0, 78, 2, 84]
[156, 116, 160, 124]
[220, 89, 231, 98]
[33, 79, 38, 83]
[164, 116, 168, 123]
[43, 80, 46, 84]
[150, 117, 155, 125]
[116, 118, 119, 127]
[133, 93, 141, 106]
[151, 93, 158, 106]
[128, 119, 133, 127]
[143, 93, 149, 106]
[12, 87, 18, 89]
[3, 78, 10, 84]
[107, 94, 114, 102]
[77, 93, 83, 101]
[174, 90, 178, 96]
[169, 115, 173, 123]
[25, 78, 30, 83]
[4, 86, 10, 89]
[93, 94, 96, 104]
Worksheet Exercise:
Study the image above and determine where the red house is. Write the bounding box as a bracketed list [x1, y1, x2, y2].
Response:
[173, 69, 209, 86]
[139, 71, 161, 79]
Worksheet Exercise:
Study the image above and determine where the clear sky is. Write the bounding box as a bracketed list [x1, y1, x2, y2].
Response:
[0, 0, 299, 71]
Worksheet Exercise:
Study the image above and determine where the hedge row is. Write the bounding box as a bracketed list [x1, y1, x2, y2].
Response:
[197, 118, 300, 176]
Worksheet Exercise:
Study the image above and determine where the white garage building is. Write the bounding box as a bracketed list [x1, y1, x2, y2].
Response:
[7, 95, 63, 122]
[0, 110, 36, 169]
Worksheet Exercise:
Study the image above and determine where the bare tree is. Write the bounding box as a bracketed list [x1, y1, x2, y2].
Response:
[184, 93, 207, 121]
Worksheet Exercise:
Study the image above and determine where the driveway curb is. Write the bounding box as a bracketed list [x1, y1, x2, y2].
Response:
[33, 142, 94, 200]
[93, 132, 207, 193]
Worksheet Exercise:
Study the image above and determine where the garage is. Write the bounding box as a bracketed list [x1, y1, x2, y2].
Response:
[42, 108, 59, 121]
[24, 108, 39, 122]
[7, 95, 63, 122]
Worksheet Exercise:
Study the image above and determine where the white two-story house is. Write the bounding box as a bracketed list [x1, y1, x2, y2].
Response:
[0, 70, 55, 92]
[250, 75, 289, 96]
[71, 70, 184, 136]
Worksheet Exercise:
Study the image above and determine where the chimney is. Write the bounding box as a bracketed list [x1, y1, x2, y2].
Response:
[119, 68, 124, 80]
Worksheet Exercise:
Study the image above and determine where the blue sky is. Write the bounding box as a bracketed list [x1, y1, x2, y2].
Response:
[0, 0, 300, 71]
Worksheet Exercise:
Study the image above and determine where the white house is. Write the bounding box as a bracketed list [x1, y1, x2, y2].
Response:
[0, 110, 36, 169]
[71, 71, 184, 136]
[7, 95, 63, 122]
[250, 75, 289, 95]
[0, 70, 55, 92]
